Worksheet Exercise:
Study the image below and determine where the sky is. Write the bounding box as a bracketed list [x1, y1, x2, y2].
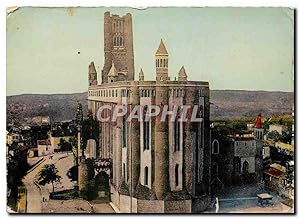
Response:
[6, 7, 294, 96]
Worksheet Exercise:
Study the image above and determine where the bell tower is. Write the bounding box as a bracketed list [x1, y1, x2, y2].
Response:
[155, 39, 169, 82]
[102, 12, 135, 83]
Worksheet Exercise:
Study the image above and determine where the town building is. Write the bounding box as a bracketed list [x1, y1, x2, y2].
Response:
[210, 114, 264, 194]
[32, 116, 51, 126]
[269, 124, 288, 135]
[37, 139, 53, 157]
[84, 11, 211, 213]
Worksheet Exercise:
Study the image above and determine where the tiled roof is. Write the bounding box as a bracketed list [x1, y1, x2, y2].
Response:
[37, 139, 51, 145]
[263, 167, 284, 178]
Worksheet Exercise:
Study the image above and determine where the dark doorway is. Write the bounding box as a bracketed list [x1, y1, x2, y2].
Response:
[94, 171, 110, 203]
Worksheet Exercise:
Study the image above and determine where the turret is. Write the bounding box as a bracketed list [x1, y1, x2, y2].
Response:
[108, 61, 118, 83]
[139, 68, 144, 81]
[178, 66, 187, 81]
[254, 113, 263, 140]
[254, 114, 264, 183]
[88, 61, 97, 86]
[155, 39, 168, 82]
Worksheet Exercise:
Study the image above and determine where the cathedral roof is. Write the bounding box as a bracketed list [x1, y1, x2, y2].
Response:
[108, 61, 118, 77]
[89, 61, 97, 74]
[156, 39, 168, 55]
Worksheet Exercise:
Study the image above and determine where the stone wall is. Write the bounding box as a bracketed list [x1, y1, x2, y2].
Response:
[137, 199, 164, 213]
[164, 200, 191, 213]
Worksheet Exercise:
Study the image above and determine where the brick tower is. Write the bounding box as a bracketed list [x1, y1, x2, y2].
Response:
[101, 11, 135, 83]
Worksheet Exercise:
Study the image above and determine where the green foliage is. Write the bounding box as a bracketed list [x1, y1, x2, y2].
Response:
[81, 111, 99, 148]
[58, 138, 72, 151]
[212, 118, 251, 130]
[7, 144, 29, 210]
[75, 102, 83, 126]
[69, 136, 78, 158]
[38, 164, 62, 192]
[267, 130, 281, 142]
[67, 166, 78, 181]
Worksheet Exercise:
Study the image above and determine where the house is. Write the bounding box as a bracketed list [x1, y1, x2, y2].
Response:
[263, 162, 293, 200]
[6, 131, 21, 145]
[269, 124, 288, 135]
[37, 139, 53, 157]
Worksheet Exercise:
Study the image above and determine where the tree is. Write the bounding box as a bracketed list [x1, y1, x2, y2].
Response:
[267, 130, 281, 142]
[7, 143, 29, 210]
[58, 138, 72, 151]
[75, 102, 83, 126]
[38, 164, 62, 193]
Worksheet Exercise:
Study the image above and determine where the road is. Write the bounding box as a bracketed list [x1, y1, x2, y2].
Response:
[23, 152, 73, 213]
[24, 152, 115, 213]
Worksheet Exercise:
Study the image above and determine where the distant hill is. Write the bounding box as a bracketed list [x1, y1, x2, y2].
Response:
[6, 90, 294, 123]
[6, 93, 88, 123]
[210, 90, 294, 120]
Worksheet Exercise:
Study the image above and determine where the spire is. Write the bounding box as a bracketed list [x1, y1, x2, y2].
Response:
[89, 61, 97, 74]
[139, 68, 144, 81]
[156, 39, 168, 55]
[178, 66, 187, 81]
[254, 113, 262, 129]
[108, 61, 118, 77]
[88, 61, 97, 86]
[139, 68, 144, 76]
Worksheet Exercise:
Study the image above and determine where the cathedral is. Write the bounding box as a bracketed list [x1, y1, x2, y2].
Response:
[85, 11, 211, 213]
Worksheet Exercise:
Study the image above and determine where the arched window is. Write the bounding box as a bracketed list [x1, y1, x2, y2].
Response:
[122, 112, 127, 148]
[175, 164, 179, 186]
[160, 59, 162, 67]
[242, 161, 249, 174]
[123, 163, 126, 178]
[234, 157, 241, 173]
[113, 37, 117, 46]
[212, 139, 219, 154]
[144, 166, 148, 185]
[143, 106, 150, 150]
[120, 37, 123, 46]
[174, 110, 180, 151]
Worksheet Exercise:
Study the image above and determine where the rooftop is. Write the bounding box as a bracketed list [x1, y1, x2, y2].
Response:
[156, 39, 168, 55]
[37, 139, 51, 146]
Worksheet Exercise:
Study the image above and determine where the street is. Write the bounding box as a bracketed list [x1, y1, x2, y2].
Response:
[23, 152, 115, 213]
[23, 152, 73, 213]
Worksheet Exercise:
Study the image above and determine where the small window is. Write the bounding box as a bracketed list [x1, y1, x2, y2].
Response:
[143, 106, 150, 150]
[175, 164, 179, 187]
[242, 161, 249, 174]
[113, 37, 117, 46]
[212, 139, 219, 154]
[123, 163, 125, 177]
[144, 166, 149, 185]
[174, 114, 180, 152]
